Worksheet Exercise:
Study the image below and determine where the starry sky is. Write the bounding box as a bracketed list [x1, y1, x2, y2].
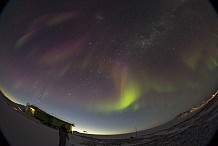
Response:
[0, 0, 218, 134]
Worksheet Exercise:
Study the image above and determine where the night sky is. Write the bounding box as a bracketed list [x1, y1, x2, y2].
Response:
[0, 0, 218, 134]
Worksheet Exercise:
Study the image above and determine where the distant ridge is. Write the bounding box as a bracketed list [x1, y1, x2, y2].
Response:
[175, 90, 218, 119]
[0, 89, 26, 111]
[0, 89, 13, 103]
[0, 90, 5, 96]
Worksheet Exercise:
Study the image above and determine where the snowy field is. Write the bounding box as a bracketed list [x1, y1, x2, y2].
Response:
[0, 91, 218, 146]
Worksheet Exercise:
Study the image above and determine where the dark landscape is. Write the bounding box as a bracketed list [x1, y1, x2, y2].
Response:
[0, 90, 217, 146]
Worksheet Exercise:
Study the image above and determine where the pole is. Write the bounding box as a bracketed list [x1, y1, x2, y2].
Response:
[135, 127, 137, 137]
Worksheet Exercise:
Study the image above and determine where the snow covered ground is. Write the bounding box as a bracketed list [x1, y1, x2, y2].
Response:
[0, 90, 218, 146]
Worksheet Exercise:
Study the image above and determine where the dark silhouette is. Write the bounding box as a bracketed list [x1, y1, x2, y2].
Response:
[59, 124, 69, 146]
[0, 130, 10, 146]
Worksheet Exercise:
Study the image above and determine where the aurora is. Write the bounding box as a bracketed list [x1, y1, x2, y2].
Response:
[0, 0, 217, 134]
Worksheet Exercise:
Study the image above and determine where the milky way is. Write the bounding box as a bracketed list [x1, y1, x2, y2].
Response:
[0, 0, 218, 134]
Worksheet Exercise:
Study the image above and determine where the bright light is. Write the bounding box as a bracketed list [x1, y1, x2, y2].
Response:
[190, 90, 218, 113]
[30, 107, 35, 115]
[70, 125, 73, 132]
